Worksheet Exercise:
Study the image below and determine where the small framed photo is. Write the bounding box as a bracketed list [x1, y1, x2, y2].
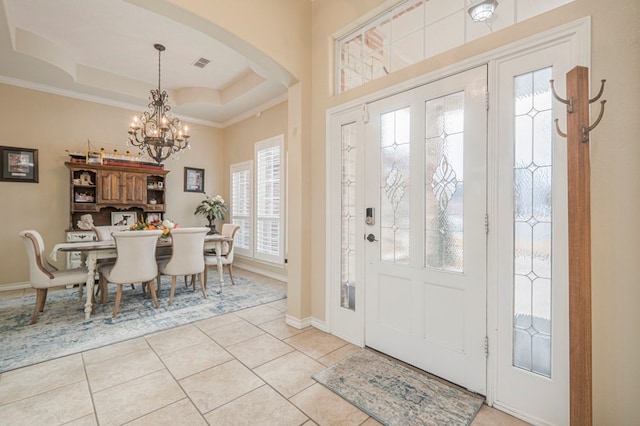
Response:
[184, 167, 205, 193]
[111, 211, 137, 226]
[0, 146, 38, 183]
[146, 212, 162, 224]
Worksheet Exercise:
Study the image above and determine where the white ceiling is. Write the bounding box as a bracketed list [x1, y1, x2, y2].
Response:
[0, 0, 289, 127]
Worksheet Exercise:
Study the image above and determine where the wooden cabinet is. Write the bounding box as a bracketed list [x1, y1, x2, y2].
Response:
[66, 162, 169, 230]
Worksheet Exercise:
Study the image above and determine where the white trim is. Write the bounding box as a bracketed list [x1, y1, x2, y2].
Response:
[285, 314, 312, 330]
[0, 282, 30, 291]
[233, 262, 287, 283]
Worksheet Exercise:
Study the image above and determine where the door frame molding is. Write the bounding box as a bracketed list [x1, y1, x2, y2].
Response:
[325, 15, 590, 419]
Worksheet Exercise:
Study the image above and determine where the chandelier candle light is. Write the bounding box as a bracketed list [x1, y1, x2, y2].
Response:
[128, 44, 190, 164]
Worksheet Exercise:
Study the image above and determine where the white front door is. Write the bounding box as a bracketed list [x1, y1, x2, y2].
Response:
[364, 66, 488, 394]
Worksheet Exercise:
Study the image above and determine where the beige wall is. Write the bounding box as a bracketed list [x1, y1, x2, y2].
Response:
[0, 83, 223, 285]
[310, 0, 640, 423]
[222, 100, 289, 278]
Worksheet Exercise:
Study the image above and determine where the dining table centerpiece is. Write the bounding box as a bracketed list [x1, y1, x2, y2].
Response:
[129, 218, 177, 240]
[194, 194, 227, 234]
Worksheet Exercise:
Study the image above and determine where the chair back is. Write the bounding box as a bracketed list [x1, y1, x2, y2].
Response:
[19, 230, 56, 288]
[220, 224, 240, 257]
[92, 225, 129, 241]
[108, 230, 162, 284]
[163, 227, 209, 276]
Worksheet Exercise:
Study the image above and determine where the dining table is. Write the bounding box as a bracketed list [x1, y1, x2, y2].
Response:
[49, 234, 233, 319]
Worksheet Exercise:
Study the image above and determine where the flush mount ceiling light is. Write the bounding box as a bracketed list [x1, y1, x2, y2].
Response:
[468, 0, 498, 22]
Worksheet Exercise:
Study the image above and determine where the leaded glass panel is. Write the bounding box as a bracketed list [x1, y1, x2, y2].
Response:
[380, 108, 410, 264]
[512, 67, 553, 378]
[425, 91, 464, 271]
[340, 122, 357, 310]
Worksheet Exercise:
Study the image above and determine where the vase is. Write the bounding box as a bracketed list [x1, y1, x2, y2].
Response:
[207, 218, 218, 235]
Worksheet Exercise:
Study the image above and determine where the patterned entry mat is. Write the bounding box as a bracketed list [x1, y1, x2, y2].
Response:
[313, 349, 484, 426]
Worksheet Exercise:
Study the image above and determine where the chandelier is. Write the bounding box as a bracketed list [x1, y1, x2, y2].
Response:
[128, 44, 190, 164]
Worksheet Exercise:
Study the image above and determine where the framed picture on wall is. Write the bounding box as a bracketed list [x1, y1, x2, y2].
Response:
[184, 167, 204, 193]
[111, 211, 137, 226]
[0, 146, 39, 183]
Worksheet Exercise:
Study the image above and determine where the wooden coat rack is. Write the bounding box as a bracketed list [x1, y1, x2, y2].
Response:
[551, 65, 606, 426]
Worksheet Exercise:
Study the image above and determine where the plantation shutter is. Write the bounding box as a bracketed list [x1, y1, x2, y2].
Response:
[255, 136, 284, 263]
[230, 161, 253, 257]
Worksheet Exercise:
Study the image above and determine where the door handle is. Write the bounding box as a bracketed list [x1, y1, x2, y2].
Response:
[366, 233, 378, 242]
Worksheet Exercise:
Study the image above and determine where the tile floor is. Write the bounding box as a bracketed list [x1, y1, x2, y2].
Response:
[0, 270, 528, 425]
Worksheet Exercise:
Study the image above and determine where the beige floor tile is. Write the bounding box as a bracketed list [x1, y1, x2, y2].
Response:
[471, 405, 531, 425]
[160, 340, 233, 380]
[202, 318, 265, 347]
[82, 337, 148, 366]
[145, 323, 210, 356]
[93, 369, 185, 426]
[361, 417, 383, 425]
[0, 354, 85, 404]
[235, 304, 284, 325]
[317, 343, 361, 367]
[205, 384, 308, 425]
[290, 383, 369, 426]
[194, 312, 242, 333]
[254, 351, 325, 398]
[85, 347, 165, 392]
[266, 298, 287, 312]
[258, 317, 308, 340]
[301, 421, 318, 426]
[284, 327, 349, 359]
[0, 380, 93, 425]
[180, 359, 264, 414]
[64, 414, 98, 426]
[127, 398, 208, 426]
[226, 333, 294, 368]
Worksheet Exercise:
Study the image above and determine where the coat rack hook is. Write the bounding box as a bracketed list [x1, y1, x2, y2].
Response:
[589, 79, 606, 103]
[550, 79, 574, 113]
[554, 119, 567, 138]
[582, 100, 607, 142]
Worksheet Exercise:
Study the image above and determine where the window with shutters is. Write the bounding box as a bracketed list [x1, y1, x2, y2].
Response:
[230, 135, 285, 265]
[230, 161, 253, 257]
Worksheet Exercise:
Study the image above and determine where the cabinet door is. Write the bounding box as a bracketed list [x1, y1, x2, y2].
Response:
[98, 169, 124, 203]
[124, 172, 146, 204]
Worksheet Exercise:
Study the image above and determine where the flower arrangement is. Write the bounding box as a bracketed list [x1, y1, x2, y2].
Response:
[129, 218, 177, 238]
[194, 194, 227, 223]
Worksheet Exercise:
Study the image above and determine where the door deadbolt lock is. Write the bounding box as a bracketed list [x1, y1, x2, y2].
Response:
[366, 233, 378, 242]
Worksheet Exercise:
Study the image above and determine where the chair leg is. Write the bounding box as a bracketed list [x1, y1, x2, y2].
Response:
[30, 288, 47, 324]
[228, 264, 236, 285]
[198, 272, 207, 299]
[168, 276, 178, 306]
[147, 279, 159, 308]
[112, 284, 123, 318]
[156, 273, 162, 294]
[99, 274, 108, 305]
[203, 266, 208, 290]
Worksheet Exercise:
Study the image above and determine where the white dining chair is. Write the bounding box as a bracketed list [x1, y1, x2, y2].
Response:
[92, 225, 129, 242]
[156, 227, 209, 306]
[204, 224, 240, 286]
[98, 230, 163, 318]
[19, 230, 89, 324]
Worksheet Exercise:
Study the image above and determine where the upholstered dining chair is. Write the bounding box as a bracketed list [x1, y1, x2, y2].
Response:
[19, 230, 89, 324]
[157, 227, 209, 306]
[204, 224, 240, 286]
[98, 229, 163, 318]
[92, 225, 133, 297]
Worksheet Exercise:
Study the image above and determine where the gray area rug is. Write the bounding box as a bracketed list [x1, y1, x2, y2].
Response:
[313, 349, 484, 426]
[0, 273, 285, 373]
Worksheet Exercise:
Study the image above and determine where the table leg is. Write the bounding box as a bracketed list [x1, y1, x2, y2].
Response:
[216, 241, 224, 292]
[84, 252, 97, 319]
[77, 252, 87, 301]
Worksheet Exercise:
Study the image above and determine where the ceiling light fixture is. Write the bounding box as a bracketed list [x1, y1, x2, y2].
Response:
[128, 44, 190, 164]
[467, 0, 498, 22]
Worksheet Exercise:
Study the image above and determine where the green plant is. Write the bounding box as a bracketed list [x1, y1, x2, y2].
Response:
[194, 194, 228, 223]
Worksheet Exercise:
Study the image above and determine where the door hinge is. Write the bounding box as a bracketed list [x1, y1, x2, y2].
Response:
[362, 104, 370, 123]
[485, 91, 489, 110]
[484, 336, 489, 357]
[484, 213, 489, 235]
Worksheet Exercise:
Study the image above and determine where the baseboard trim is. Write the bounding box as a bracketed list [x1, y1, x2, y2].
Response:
[235, 264, 287, 283]
[285, 314, 312, 329]
[0, 282, 30, 291]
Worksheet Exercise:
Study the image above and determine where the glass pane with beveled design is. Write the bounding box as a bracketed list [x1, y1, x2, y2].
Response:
[512, 67, 553, 378]
[340, 122, 357, 310]
[425, 91, 464, 271]
[379, 108, 410, 264]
